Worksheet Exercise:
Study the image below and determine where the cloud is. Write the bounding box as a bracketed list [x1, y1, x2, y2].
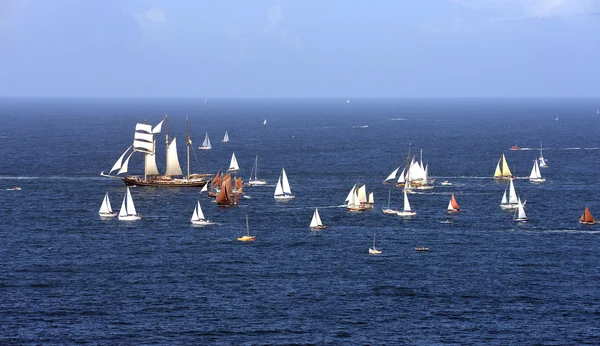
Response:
[450, 0, 600, 19]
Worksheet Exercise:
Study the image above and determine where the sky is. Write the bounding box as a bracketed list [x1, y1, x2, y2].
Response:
[0, 0, 599, 98]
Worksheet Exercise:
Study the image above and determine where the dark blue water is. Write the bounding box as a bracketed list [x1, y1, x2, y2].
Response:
[1, 97, 599, 344]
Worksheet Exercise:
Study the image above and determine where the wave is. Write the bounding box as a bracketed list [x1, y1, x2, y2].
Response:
[390, 118, 408, 121]
[0, 176, 108, 181]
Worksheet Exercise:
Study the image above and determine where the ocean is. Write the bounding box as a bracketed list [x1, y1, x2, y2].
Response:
[1, 97, 599, 344]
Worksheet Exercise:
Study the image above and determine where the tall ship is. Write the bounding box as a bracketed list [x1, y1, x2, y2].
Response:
[101, 115, 212, 187]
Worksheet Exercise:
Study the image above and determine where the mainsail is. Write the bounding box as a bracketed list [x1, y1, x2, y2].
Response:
[165, 137, 183, 176]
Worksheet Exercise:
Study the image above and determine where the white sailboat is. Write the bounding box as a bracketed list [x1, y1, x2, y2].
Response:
[382, 190, 397, 214]
[529, 159, 546, 183]
[118, 186, 141, 220]
[345, 184, 373, 211]
[190, 200, 210, 225]
[222, 131, 229, 143]
[247, 155, 267, 186]
[499, 178, 523, 210]
[539, 142, 548, 168]
[198, 132, 212, 150]
[309, 208, 326, 229]
[369, 233, 382, 255]
[513, 197, 528, 222]
[274, 168, 295, 200]
[98, 192, 117, 217]
[227, 152, 240, 173]
[415, 164, 434, 190]
[200, 183, 208, 193]
[263, 119, 267, 125]
[396, 190, 416, 216]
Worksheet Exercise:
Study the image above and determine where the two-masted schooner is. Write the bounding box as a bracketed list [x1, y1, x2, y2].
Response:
[101, 115, 212, 187]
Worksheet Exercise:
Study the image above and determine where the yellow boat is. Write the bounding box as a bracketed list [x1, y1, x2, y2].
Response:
[237, 215, 255, 242]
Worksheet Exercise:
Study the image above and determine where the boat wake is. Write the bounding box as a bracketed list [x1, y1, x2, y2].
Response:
[352, 125, 369, 128]
[0, 176, 107, 181]
[544, 229, 600, 234]
[390, 118, 408, 121]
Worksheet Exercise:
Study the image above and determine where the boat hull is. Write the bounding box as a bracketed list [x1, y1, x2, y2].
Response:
[397, 211, 416, 216]
[237, 235, 255, 242]
[191, 219, 211, 225]
[274, 195, 295, 200]
[310, 225, 327, 230]
[513, 218, 528, 222]
[118, 214, 141, 221]
[247, 179, 267, 186]
[529, 178, 546, 183]
[99, 212, 117, 218]
[369, 248, 382, 255]
[122, 175, 210, 187]
[382, 208, 397, 214]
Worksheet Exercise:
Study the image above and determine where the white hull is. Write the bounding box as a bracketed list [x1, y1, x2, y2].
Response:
[118, 214, 141, 221]
[369, 248, 382, 255]
[529, 178, 546, 183]
[382, 208, 397, 214]
[248, 179, 267, 186]
[416, 185, 434, 190]
[397, 211, 416, 217]
[99, 212, 117, 218]
[499, 204, 519, 210]
[198, 146, 211, 150]
[274, 194, 295, 200]
[514, 218, 528, 222]
[191, 219, 211, 226]
[447, 209, 460, 213]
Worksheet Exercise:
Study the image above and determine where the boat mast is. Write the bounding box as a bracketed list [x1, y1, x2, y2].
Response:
[186, 116, 190, 179]
[165, 114, 169, 175]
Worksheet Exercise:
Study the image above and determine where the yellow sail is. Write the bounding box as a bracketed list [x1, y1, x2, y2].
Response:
[494, 160, 502, 178]
[501, 153, 512, 177]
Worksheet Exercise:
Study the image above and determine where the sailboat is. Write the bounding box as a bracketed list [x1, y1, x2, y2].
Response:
[309, 208, 326, 229]
[200, 184, 208, 193]
[198, 132, 211, 150]
[274, 168, 295, 200]
[513, 197, 528, 222]
[227, 152, 240, 173]
[499, 178, 523, 210]
[216, 174, 239, 207]
[221, 131, 229, 143]
[237, 214, 255, 241]
[369, 233, 382, 255]
[415, 163, 434, 190]
[382, 190, 397, 214]
[118, 186, 141, 220]
[528, 159, 546, 183]
[555, 114, 559, 121]
[597, 109, 599, 115]
[247, 155, 267, 186]
[190, 200, 210, 225]
[396, 190, 416, 216]
[493, 153, 513, 180]
[101, 115, 211, 187]
[447, 193, 461, 213]
[345, 184, 373, 211]
[579, 206, 596, 224]
[539, 142, 548, 168]
[98, 192, 117, 217]
[263, 119, 267, 125]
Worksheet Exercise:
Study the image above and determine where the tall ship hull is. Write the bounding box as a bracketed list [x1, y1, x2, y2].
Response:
[121, 174, 211, 187]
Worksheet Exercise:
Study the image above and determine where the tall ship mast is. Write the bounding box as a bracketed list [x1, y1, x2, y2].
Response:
[100, 115, 212, 187]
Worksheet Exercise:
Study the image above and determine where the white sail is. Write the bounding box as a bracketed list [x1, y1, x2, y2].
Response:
[134, 131, 154, 143]
[228, 153, 240, 171]
[144, 140, 160, 176]
[165, 137, 183, 176]
[345, 184, 357, 204]
[501, 190, 508, 204]
[529, 160, 542, 179]
[403, 191, 412, 212]
[222, 131, 229, 142]
[447, 199, 454, 211]
[515, 198, 527, 220]
[357, 185, 367, 203]
[274, 176, 284, 196]
[133, 139, 154, 153]
[508, 179, 518, 204]
[264, 119, 267, 125]
[535, 160, 541, 178]
[152, 120, 164, 134]
[200, 184, 208, 192]
[368, 192, 374, 204]
[196, 201, 205, 220]
[310, 208, 322, 227]
[200, 132, 211, 149]
[191, 204, 199, 222]
[117, 152, 134, 175]
[99, 192, 113, 214]
[118, 194, 128, 217]
[281, 168, 292, 194]
[385, 167, 400, 182]
[126, 187, 137, 216]
[109, 146, 132, 174]
[397, 168, 406, 184]
[135, 123, 153, 133]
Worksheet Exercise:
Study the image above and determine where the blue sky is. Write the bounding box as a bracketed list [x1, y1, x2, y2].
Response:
[0, 0, 599, 97]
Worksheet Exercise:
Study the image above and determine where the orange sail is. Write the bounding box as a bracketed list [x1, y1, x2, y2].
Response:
[235, 177, 243, 190]
[579, 206, 595, 224]
[216, 177, 232, 205]
[212, 172, 221, 187]
[447, 194, 460, 211]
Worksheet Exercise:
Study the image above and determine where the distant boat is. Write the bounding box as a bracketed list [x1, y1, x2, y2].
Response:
[237, 214, 255, 242]
[509, 144, 520, 151]
[579, 206, 596, 224]
[500, 178, 523, 210]
[274, 168, 295, 200]
[227, 152, 240, 173]
[494, 153, 513, 180]
[597, 109, 599, 115]
[555, 114, 559, 121]
[247, 155, 267, 186]
[204, 98, 207, 105]
[346, 100, 350, 104]
[215, 173, 239, 207]
[198, 132, 212, 150]
[447, 193, 461, 213]
[528, 159, 546, 183]
[441, 181, 452, 186]
[396, 190, 416, 217]
[309, 208, 326, 229]
[382, 190, 397, 214]
[345, 184, 374, 211]
[415, 246, 429, 252]
[222, 131, 229, 143]
[99, 192, 117, 218]
[118, 187, 141, 221]
[513, 197, 528, 222]
[369, 233, 382, 255]
[539, 142, 548, 168]
[190, 200, 210, 225]
[263, 119, 267, 125]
